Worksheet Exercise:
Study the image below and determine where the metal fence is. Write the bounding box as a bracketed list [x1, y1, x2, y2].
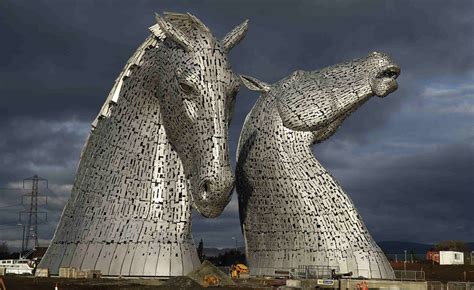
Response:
[446, 282, 474, 290]
[292, 265, 340, 279]
[251, 267, 294, 278]
[386, 253, 426, 262]
[425, 282, 474, 290]
[428, 281, 445, 290]
[250, 265, 339, 279]
[393, 270, 425, 281]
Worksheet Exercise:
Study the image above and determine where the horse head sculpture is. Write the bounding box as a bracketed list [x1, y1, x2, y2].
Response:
[236, 52, 400, 278]
[241, 51, 400, 136]
[149, 13, 248, 217]
[39, 12, 248, 277]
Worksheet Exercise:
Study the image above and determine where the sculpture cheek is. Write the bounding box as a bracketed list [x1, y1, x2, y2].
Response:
[277, 101, 309, 131]
[370, 77, 398, 97]
[183, 99, 198, 122]
[145, 74, 161, 92]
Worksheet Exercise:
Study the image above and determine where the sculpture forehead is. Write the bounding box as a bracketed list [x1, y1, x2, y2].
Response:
[364, 53, 395, 69]
[274, 54, 397, 91]
[178, 46, 235, 80]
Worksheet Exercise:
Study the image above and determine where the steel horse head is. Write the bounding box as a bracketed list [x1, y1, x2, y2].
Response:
[149, 13, 248, 217]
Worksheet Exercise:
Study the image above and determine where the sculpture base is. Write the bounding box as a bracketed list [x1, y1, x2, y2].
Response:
[38, 241, 200, 277]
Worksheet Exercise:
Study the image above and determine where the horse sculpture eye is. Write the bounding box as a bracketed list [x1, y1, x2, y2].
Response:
[179, 82, 197, 95]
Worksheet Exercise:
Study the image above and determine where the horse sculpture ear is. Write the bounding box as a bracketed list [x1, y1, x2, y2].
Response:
[240, 75, 270, 93]
[222, 20, 249, 52]
[185, 13, 211, 34]
[153, 13, 193, 52]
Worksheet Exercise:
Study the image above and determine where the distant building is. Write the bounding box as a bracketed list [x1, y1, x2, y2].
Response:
[439, 251, 464, 265]
[426, 250, 440, 263]
[466, 251, 474, 265]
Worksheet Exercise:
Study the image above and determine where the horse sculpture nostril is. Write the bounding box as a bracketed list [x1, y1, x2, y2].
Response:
[194, 176, 234, 218]
[204, 181, 211, 193]
[201, 178, 232, 195]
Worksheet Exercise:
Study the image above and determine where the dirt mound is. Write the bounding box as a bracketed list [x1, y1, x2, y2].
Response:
[186, 260, 235, 287]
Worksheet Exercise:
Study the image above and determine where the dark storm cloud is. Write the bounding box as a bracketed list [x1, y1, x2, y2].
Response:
[190, 140, 474, 247]
[0, 117, 84, 249]
[338, 141, 474, 243]
[0, 117, 87, 185]
[1, 0, 472, 123]
[0, 0, 472, 248]
[0, 3, 128, 122]
[192, 197, 243, 248]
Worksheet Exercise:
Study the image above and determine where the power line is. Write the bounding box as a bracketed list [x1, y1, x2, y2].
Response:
[0, 224, 23, 228]
[0, 203, 21, 209]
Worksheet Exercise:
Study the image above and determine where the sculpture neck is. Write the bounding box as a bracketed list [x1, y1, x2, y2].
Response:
[331, 77, 374, 114]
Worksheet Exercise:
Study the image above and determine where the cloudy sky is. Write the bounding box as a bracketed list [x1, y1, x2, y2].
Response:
[0, 0, 472, 251]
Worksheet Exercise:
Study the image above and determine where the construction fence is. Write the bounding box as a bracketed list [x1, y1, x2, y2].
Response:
[394, 270, 426, 281]
[427, 281, 474, 290]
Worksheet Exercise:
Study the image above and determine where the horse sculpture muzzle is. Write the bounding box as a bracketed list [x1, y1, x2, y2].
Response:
[368, 52, 401, 97]
[196, 169, 234, 218]
[190, 129, 235, 218]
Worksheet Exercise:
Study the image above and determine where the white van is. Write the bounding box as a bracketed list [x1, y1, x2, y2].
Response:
[0, 259, 35, 275]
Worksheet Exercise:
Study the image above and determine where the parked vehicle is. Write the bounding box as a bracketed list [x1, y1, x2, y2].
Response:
[230, 263, 249, 279]
[0, 259, 35, 275]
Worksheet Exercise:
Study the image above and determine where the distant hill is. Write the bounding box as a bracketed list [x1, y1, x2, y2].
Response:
[378, 241, 474, 254]
[377, 241, 434, 254]
[203, 247, 245, 257]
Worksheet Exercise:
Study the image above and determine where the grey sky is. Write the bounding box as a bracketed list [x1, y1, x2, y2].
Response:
[0, 0, 472, 250]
